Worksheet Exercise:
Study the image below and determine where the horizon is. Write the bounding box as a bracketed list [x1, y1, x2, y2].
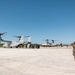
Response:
[0, 0, 75, 44]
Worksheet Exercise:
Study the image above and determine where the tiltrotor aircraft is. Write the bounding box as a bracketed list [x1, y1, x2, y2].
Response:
[42, 39, 61, 47]
[0, 32, 31, 48]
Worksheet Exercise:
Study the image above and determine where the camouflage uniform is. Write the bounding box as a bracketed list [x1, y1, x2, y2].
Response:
[72, 42, 75, 60]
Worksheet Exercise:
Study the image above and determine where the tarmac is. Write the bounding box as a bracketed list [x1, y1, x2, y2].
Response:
[0, 47, 75, 75]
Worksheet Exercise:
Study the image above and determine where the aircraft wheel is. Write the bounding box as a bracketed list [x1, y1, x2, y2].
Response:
[10, 47, 12, 48]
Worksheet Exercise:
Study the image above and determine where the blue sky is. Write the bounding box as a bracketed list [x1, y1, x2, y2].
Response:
[0, 0, 75, 44]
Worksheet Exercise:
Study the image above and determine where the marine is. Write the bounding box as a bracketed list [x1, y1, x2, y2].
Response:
[72, 42, 75, 60]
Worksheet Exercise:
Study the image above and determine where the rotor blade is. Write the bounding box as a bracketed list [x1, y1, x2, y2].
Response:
[13, 35, 30, 38]
[45, 39, 49, 41]
[24, 36, 30, 37]
[13, 36, 21, 38]
[0, 32, 7, 35]
[1, 39, 12, 42]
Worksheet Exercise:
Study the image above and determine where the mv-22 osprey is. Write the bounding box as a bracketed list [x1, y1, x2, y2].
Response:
[0, 32, 31, 48]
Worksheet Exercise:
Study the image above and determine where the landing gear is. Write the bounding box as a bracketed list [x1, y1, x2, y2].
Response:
[10, 47, 12, 48]
[15, 44, 24, 48]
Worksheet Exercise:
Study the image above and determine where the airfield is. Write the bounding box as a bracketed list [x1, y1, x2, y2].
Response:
[0, 47, 75, 75]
